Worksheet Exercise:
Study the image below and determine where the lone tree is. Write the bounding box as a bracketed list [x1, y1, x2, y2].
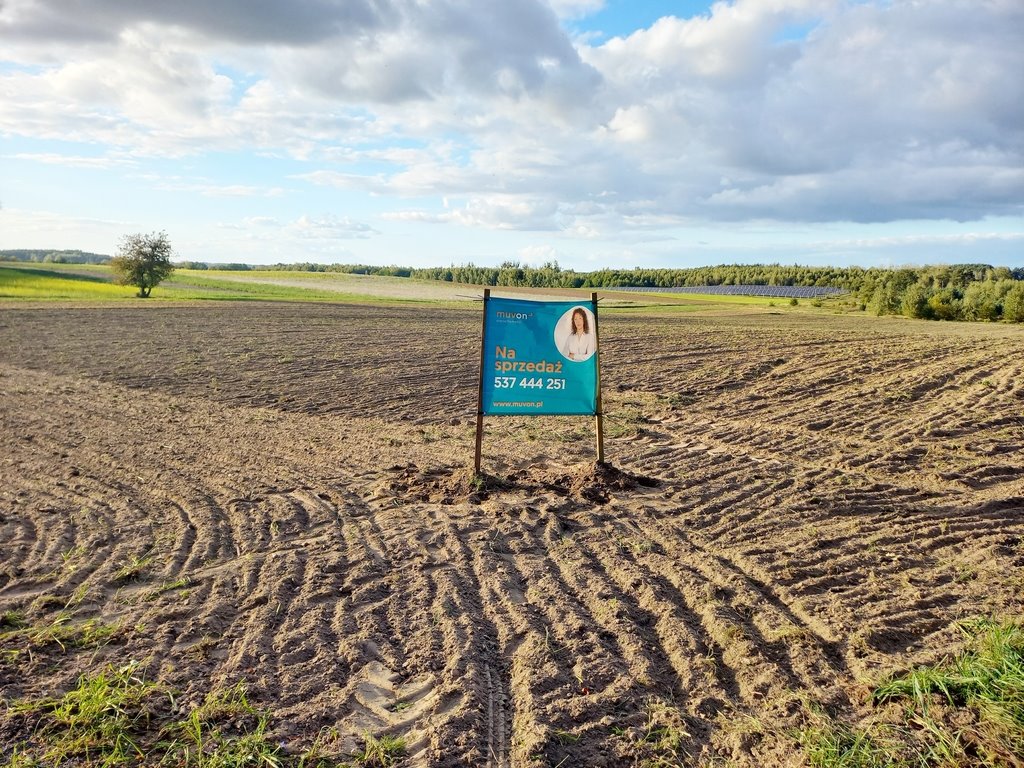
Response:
[110, 231, 175, 298]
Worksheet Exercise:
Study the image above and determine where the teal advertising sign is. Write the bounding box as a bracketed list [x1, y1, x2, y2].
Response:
[481, 295, 599, 415]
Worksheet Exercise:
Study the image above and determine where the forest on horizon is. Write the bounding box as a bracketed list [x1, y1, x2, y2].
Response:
[4, 250, 1023, 322]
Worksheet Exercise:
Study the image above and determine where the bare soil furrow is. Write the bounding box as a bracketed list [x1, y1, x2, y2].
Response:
[576, 533, 735, 702]
[2, 304, 1023, 767]
[636, 525, 848, 704]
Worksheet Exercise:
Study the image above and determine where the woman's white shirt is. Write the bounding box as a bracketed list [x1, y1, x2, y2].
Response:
[562, 331, 595, 360]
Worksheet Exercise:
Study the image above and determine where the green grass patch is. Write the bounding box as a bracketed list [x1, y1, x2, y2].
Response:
[0, 264, 130, 300]
[165, 682, 285, 768]
[1, 611, 121, 653]
[350, 732, 406, 767]
[873, 618, 1024, 765]
[798, 618, 1024, 767]
[605, 406, 649, 438]
[0, 610, 28, 631]
[6, 663, 164, 766]
[639, 699, 690, 765]
[113, 552, 155, 583]
[141, 578, 192, 602]
[798, 707, 900, 768]
[1, 665, 404, 767]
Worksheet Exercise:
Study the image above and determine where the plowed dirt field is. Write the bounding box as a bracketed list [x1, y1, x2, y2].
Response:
[1, 300, 1022, 766]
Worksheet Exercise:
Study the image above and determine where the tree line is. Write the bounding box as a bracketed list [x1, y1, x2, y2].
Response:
[850, 266, 1024, 322]
[0, 249, 110, 264]
[252, 259, 1024, 323]
[400, 261, 1024, 323]
[124, 257, 1024, 323]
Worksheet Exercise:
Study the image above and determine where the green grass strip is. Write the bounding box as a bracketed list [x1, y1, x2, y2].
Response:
[0, 265, 130, 300]
[797, 619, 1023, 768]
[874, 618, 1024, 764]
[8, 663, 163, 766]
[1, 664, 406, 767]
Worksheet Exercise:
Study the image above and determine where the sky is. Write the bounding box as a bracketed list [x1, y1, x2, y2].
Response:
[1, 0, 1022, 271]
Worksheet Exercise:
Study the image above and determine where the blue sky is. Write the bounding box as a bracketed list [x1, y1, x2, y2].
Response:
[1, 0, 1022, 270]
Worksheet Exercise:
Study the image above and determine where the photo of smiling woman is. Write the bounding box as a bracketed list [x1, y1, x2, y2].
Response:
[557, 306, 596, 362]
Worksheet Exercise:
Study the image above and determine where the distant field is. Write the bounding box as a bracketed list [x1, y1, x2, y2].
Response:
[0, 261, 839, 314]
[0, 262, 471, 304]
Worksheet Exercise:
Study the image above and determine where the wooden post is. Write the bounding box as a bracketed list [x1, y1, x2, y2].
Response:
[474, 288, 490, 475]
[592, 291, 605, 464]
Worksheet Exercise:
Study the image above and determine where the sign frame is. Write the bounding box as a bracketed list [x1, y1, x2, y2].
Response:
[474, 289, 604, 473]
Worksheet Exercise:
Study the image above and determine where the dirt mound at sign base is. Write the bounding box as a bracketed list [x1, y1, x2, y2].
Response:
[373, 461, 660, 505]
[510, 460, 661, 503]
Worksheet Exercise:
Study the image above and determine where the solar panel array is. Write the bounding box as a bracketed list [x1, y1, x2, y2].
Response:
[614, 285, 847, 298]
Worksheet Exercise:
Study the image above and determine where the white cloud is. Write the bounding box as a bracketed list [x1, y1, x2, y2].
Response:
[380, 210, 440, 223]
[1, 0, 1021, 260]
[151, 179, 288, 198]
[203, 214, 376, 265]
[0, 207, 125, 251]
[811, 230, 1024, 251]
[517, 243, 559, 263]
[7, 152, 136, 169]
[290, 214, 377, 239]
[444, 195, 560, 231]
[244, 216, 281, 227]
[215, 213, 376, 238]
